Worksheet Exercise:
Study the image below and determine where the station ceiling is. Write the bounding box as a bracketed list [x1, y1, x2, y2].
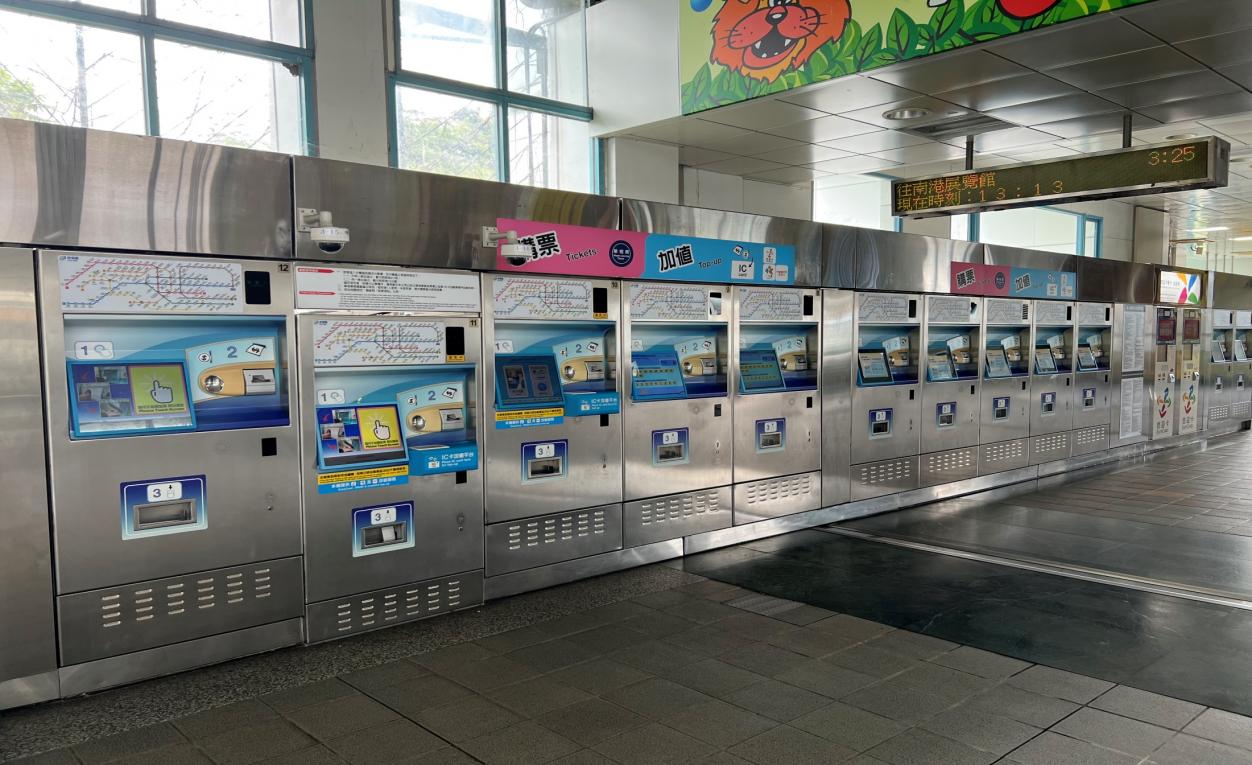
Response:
[611, 0, 1252, 243]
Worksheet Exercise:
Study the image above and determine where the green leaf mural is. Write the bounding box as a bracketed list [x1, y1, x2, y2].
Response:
[680, 0, 1164, 115]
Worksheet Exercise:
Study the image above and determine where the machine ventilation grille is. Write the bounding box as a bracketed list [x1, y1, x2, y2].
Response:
[744, 474, 815, 505]
[901, 114, 1017, 142]
[1075, 426, 1108, 446]
[1034, 433, 1069, 454]
[858, 459, 914, 485]
[983, 440, 1025, 463]
[1211, 405, 1230, 421]
[640, 490, 723, 526]
[505, 509, 607, 551]
[924, 449, 975, 473]
[332, 577, 464, 635]
[1234, 401, 1251, 419]
[98, 565, 281, 629]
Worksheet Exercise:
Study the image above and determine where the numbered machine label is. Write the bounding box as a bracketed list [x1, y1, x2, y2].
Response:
[756, 418, 786, 452]
[352, 502, 415, 557]
[869, 409, 893, 438]
[993, 397, 1010, 420]
[120, 475, 206, 540]
[936, 402, 956, 428]
[522, 440, 567, 481]
[652, 428, 690, 466]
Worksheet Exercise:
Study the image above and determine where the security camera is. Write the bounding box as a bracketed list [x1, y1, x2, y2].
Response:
[483, 226, 530, 266]
[299, 208, 350, 255]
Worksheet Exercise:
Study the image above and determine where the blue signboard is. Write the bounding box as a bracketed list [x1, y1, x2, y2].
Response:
[631, 351, 688, 401]
[1009, 268, 1076, 300]
[410, 443, 479, 476]
[643, 234, 796, 285]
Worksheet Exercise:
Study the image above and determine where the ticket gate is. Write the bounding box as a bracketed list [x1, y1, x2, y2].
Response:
[1072, 303, 1113, 455]
[481, 274, 624, 578]
[621, 281, 732, 545]
[919, 296, 981, 485]
[1175, 307, 1204, 436]
[40, 251, 303, 695]
[731, 286, 821, 523]
[1206, 310, 1235, 428]
[1148, 306, 1179, 440]
[1234, 311, 1252, 421]
[850, 293, 921, 499]
[979, 298, 1032, 474]
[296, 265, 484, 642]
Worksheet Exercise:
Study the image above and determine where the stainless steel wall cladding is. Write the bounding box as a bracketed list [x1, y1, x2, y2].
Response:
[619, 200, 824, 287]
[1077, 258, 1155, 304]
[851, 228, 983, 293]
[819, 225, 859, 288]
[0, 118, 291, 258]
[1212, 272, 1252, 310]
[293, 156, 617, 267]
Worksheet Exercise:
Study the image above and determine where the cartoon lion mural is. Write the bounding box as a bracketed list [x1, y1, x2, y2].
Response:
[711, 0, 852, 83]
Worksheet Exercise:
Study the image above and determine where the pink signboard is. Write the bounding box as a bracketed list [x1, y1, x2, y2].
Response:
[950, 263, 1010, 297]
[495, 219, 647, 278]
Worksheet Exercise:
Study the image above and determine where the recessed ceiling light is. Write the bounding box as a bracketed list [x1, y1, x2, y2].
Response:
[1166, 133, 1198, 140]
[1191, 226, 1230, 232]
[883, 107, 930, 121]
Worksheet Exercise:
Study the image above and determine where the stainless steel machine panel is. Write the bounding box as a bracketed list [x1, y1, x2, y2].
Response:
[485, 503, 623, 576]
[1175, 307, 1204, 435]
[920, 447, 978, 487]
[0, 249, 57, 707]
[294, 156, 616, 268]
[981, 298, 1033, 444]
[624, 486, 730, 547]
[821, 290, 853, 507]
[58, 556, 303, 666]
[978, 439, 1029, 474]
[1030, 301, 1074, 436]
[851, 293, 921, 467]
[297, 304, 485, 609]
[482, 274, 623, 522]
[733, 471, 821, 525]
[0, 119, 290, 258]
[1205, 309, 1234, 428]
[732, 286, 821, 485]
[921, 296, 981, 454]
[1073, 302, 1113, 431]
[852, 228, 982, 293]
[1072, 425, 1110, 456]
[1029, 432, 1072, 465]
[40, 251, 301, 595]
[622, 282, 731, 503]
[1234, 311, 1252, 420]
[852, 457, 920, 501]
[304, 572, 484, 644]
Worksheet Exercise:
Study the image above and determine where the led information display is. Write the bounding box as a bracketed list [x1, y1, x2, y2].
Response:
[893, 138, 1229, 218]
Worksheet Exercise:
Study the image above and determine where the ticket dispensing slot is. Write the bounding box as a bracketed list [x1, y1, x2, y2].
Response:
[132, 500, 196, 532]
[652, 428, 689, 465]
[351, 502, 415, 558]
[936, 403, 956, 428]
[524, 441, 565, 480]
[1040, 392, 1056, 415]
[756, 419, 785, 451]
[870, 409, 892, 437]
[993, 397, 1010, 420]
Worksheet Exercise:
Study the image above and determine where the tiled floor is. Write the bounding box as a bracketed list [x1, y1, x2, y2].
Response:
[13, 575, 1252, 765]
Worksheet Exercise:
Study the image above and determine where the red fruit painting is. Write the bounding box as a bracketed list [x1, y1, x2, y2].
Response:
[998, 0, 1062, 19]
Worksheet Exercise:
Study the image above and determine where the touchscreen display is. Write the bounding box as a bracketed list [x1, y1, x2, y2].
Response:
[739, 349, 785, 392]
[1236, 340, 1249, 363]
[494, 355, 565, 409]
[985, 348, 1012, 379]
[1034, 347, 1058, 375]
[1076, 347, 1098, 371]
[926, 351, 956, 382]
[631, 351, 687, 401]
[857, 349, 892, 385]
[317, 404, 407, 468]
[70, 361, 196, 436]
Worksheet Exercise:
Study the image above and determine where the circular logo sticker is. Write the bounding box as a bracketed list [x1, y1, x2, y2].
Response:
[994, 272, 1006, 289]
[609, 240, 634, 267]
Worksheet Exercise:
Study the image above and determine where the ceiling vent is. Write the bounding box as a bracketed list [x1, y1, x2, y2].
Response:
[900, 114, 1017, 142]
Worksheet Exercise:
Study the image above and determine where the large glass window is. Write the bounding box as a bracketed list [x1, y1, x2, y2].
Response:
[0, 0, 312, 154]
[976, 207, 1104, 257]
[393, 0, 593, 190]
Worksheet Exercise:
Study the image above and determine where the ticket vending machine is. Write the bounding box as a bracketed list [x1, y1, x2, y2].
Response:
[732, 286, 821, 523]
[1206, 310, 1235, 428]
[1072, 303, 1113, 456]
[1175, 307, 1204, 436]
[297, 267, 484, 643]
[40, 252, 302, 693]
[979, 298, 1032, 475]
[621, 282, 732, 544]
[919, 296, 981, 486]
[850, 293, 921, 500]
[1233, 311, 1252, 421]
[1147, 307, 1178, 440]
[1028, 301, 1074, 464]
[482, 274, 623, 579]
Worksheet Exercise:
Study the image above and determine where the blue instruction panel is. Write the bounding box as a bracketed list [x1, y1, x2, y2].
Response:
[632, 351, 687, 401]
[739, 349, 785, 393]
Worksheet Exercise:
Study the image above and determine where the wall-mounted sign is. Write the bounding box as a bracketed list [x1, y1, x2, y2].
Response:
[1158, 270, 1203, 305]
[950, 263, 1075, 300]
[895, 138, 1229, 218]
[495, 219, 796, 285]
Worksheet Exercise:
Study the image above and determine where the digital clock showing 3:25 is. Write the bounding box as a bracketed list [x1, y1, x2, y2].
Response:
[893, 137, 1229, 218]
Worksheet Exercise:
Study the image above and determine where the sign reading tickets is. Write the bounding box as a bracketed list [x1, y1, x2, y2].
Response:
[317, 464, 409, 494]
[950, 263, 1075, 300]
[495, 407, 564, 429]
[495, 219, 796, 285]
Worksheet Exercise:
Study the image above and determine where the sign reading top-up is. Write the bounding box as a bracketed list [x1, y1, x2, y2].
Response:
[893, 138, 1230, 218]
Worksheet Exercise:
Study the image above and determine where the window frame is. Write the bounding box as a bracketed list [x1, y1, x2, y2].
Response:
[387, 0, 595, 189]
[971, 206, 1104, 258]
[0, 0, 318, 154]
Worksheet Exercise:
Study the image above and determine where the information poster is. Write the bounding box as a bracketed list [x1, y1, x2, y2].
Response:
[1120, 377, 1144, 438]
[296, 266, 481, 313]
[1122, 306, 1146, 373]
